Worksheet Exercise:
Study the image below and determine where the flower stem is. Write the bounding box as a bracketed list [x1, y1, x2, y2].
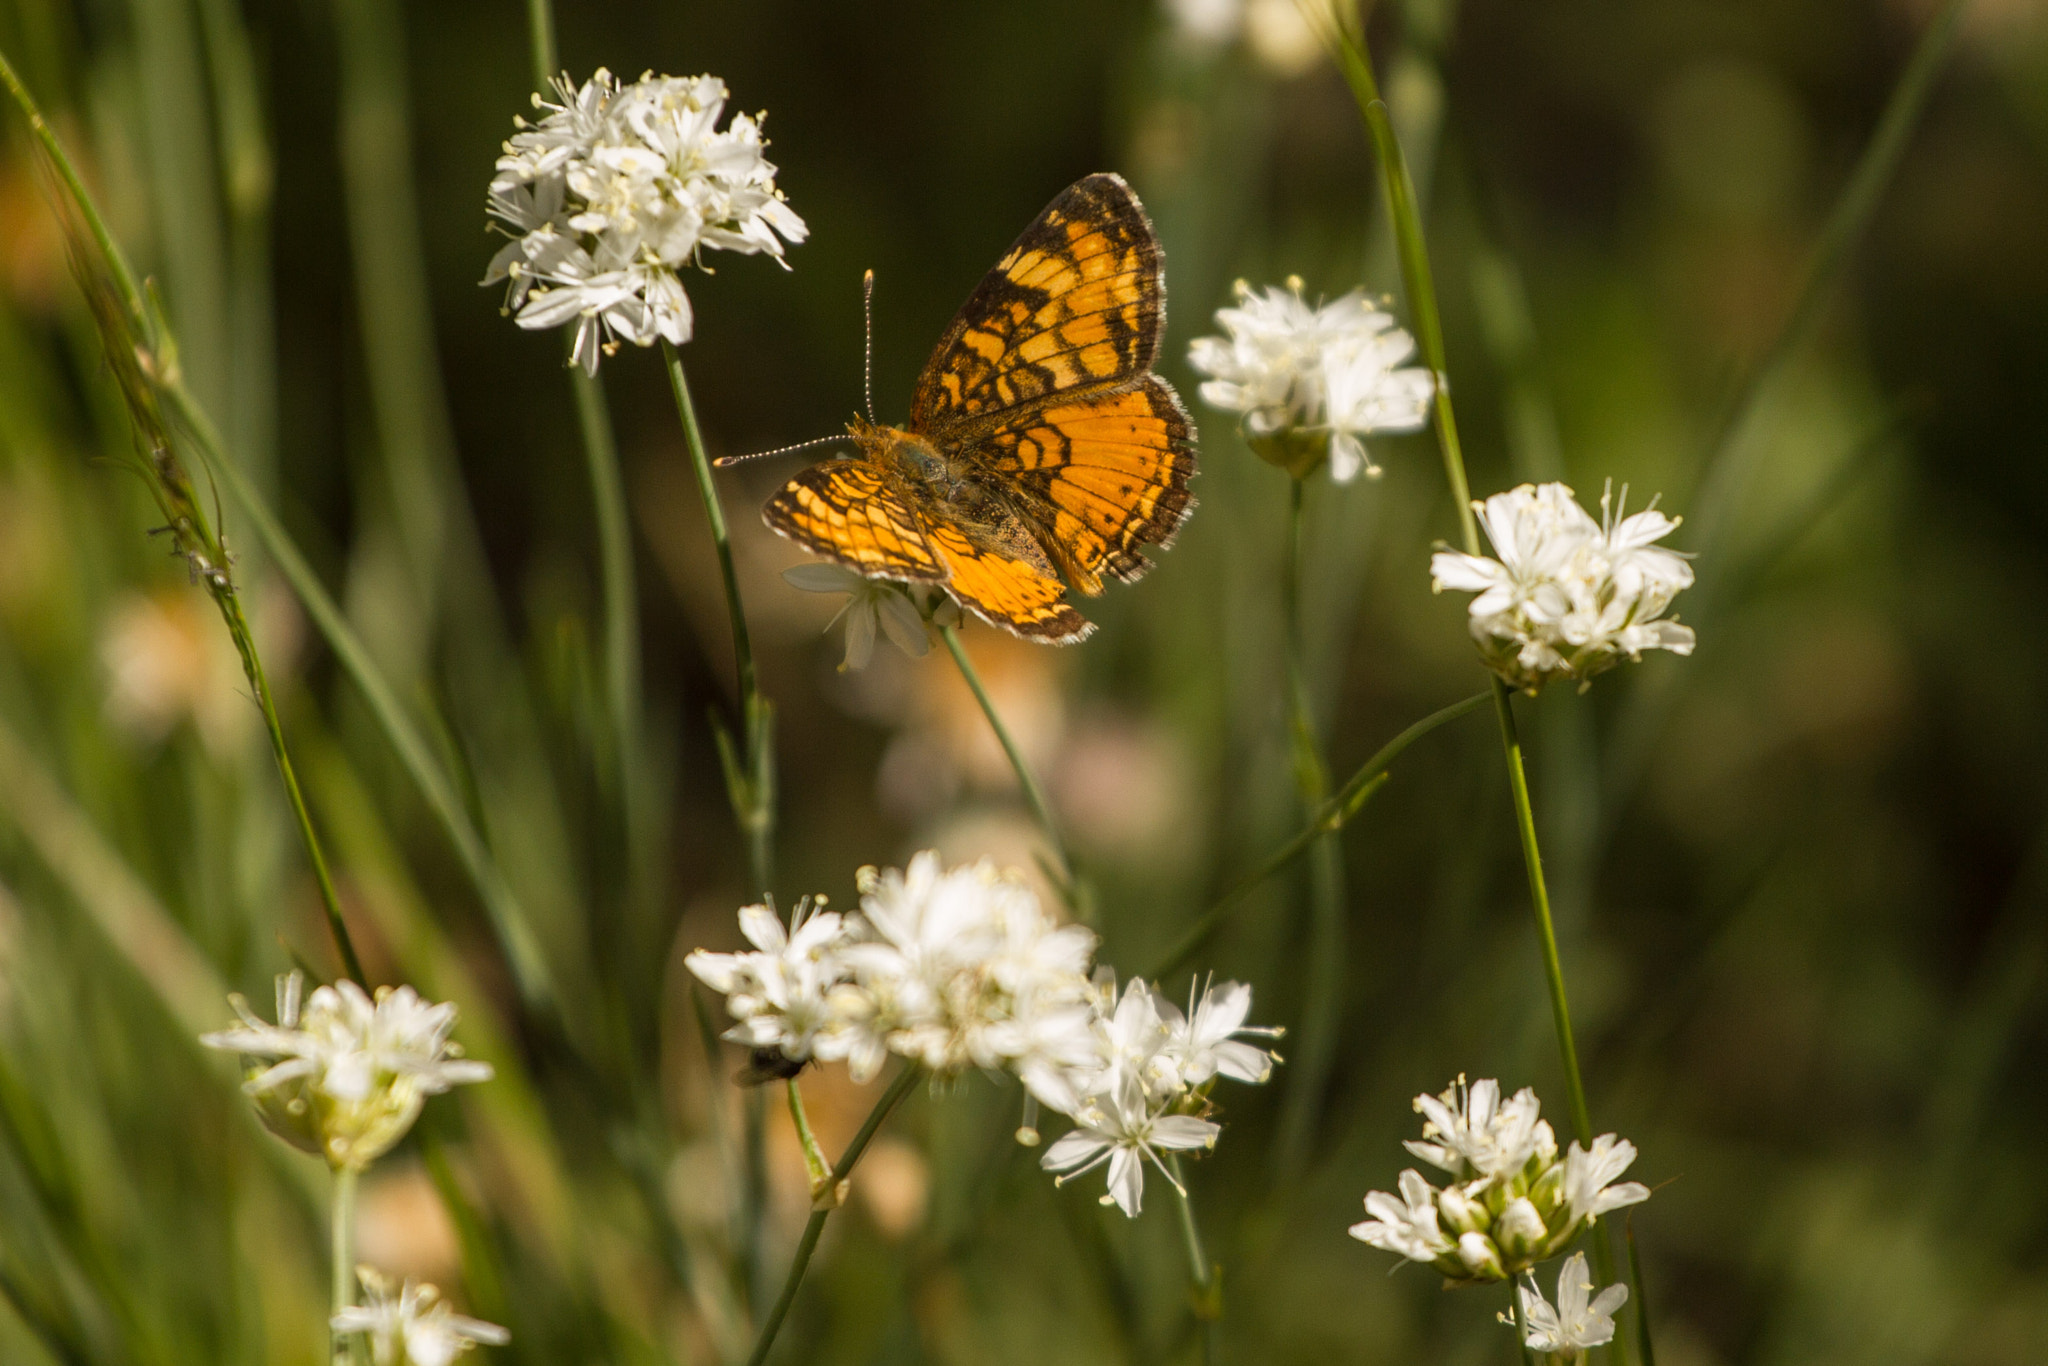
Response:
[663, 342, 775, 898]
[938, 624, 1079, 909]
[744, 1066, 921, 1366]
[1276, 476, 1345, 1175]
[573, 366, 652, 906]
[1326, 16, 1626, 1354]
[1151, 690, 1488, 979]
[330, 1166, 359, 1366]
[787, 1078, 831, 1196]
[523, 0, 557, 90]
[1509, 1279, 1535, 1366]
[1165, 1153, 1220, 1365]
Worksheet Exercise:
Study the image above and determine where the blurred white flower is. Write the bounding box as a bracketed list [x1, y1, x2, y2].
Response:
[333, 1267, 508, 1366]
[1348, 1167, 1456, 1262]
[202, 974, 492, 1172]
[782, 563, 930, 671]
[1513, 1251, 1628, 1361]
[1039, 1073, 1218, 1217]
[1431, 481, 1695, 693]
[484, 69, 807, 373]
[1349, 1076, 1652, 1282]
[684, 898, 852, 1069]
[1187, 277, 1433, 481]
[1562, 1133, 1652, 1223]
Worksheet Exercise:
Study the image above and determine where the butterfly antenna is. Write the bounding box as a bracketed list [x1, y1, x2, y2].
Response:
[863, 268, 877, 424]
[711, 433, 849, 468]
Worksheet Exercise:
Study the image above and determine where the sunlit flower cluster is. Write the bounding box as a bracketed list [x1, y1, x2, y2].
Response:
[1188, 277, 1434, 482]
[1430, 481, 1696, 693]
[484, 69, 807, 372]
[1348, 1077, 1649, 1282]
[333, 1268, 508, 1366]
[687, 852, 1281, 1217]
[201, 974, 492, 1171]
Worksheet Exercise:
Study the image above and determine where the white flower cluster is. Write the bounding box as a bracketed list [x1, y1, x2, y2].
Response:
[1188, 277, 1434, 482]
[686, 851, 1281, 1217]
[484, 69, 807, 373]
[1430, 481, 1696, 693]
[333, 1268, 508, 1366]
[1510, 1251, 1629, 1363]
[202, 974, 491, 1171]
[1349, 1077, 1649, 1283]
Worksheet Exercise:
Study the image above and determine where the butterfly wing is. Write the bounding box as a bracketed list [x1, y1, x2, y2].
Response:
[763, 460, 948, 582]
[926, 520, 1092, 644]
[975, 376, 1195, 593]
[910, 173, 1167, 434]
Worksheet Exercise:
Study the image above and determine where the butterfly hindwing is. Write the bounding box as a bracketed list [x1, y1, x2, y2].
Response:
[909, 173, 1164, 434]
[762, 460, 947, 582]
[926, 521, 1093, 644]
[978, 375, 1195, 591]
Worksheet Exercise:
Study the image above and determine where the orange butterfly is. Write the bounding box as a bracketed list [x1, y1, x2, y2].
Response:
[762, 174, 1196, 643]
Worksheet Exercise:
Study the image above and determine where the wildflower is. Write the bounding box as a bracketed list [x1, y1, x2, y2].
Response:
[684, 898, 852, 1072]
[483, 69, 807, 373]
[333, 1267, 508, 1366]
[781, 563, 930, 670]
[202, 974, 491, 1171]
[1039, 1073, 1219, 1217]
[1348, 1076, 1650, 1282]
[1187, 277, 1433, 481]
[1510, 1251, 1628, 1362]
[1161, 978, 1283, 1088]
[1431, 481, 1695, 693]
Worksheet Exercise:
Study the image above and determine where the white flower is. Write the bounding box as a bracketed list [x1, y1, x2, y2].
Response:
[1187, 277, 1433, 481]
[1514, 1252, 1627, 1360]
[201, 974, 492, 1171]
[1162, 979, 1283, 1087]
[1405, 1076, 1550, 1185]
[1348, 1167, 1456, 1263]
[484, 69, 807, 373]
[684, 898, 852, 1070]
[333, 1268, 508, 1366]
[781, 564, 930, 670]
[1431, 481, 1696, 693]
[1562, 1133, 1651, 1223]
[1039, 1073, 1218, 1217]
[1350, 1076, 1654, 1282]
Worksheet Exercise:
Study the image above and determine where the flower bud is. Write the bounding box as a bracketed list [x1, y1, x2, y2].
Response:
[1495, 1196, 1548, 1261]
[1457, 1230, 1506, 1281]
[1436, 1181, 1488, 1235]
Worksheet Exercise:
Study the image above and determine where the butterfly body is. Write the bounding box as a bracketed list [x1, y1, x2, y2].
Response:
[765, 174, 1196, 643]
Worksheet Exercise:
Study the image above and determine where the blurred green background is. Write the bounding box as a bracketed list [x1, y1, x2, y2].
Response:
[0, 0, 2044, 1363]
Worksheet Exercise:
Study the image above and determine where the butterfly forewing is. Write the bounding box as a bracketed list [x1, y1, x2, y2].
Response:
[910, 174, 1165, 434]
[762, 461, 947, 581]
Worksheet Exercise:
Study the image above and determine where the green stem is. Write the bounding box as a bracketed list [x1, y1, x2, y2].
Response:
[664, 342, 775, 897]
[938, 624, 1078, 902]
[524, 0, 557, 90]
[1276, 477, 1344, 1173]
[786, 1078, 830, 1194]
[1509, 1278, 1535, 1366]
[573, 366, 649, 896]
[227, 591, 367, 988]
[744, 1066, 921, 1366]
[1165, 1153, 1220, 1366]
[1328, 16, 1625, 1354]
[1625, 1218, 1658, 1366]
[1150, 690, 1488, 979]
[1492, 686, 1592, 1146]
[330, 1166, 358, 1366]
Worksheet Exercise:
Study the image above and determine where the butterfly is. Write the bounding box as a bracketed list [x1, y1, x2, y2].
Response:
[761, 173, 1196, 643]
